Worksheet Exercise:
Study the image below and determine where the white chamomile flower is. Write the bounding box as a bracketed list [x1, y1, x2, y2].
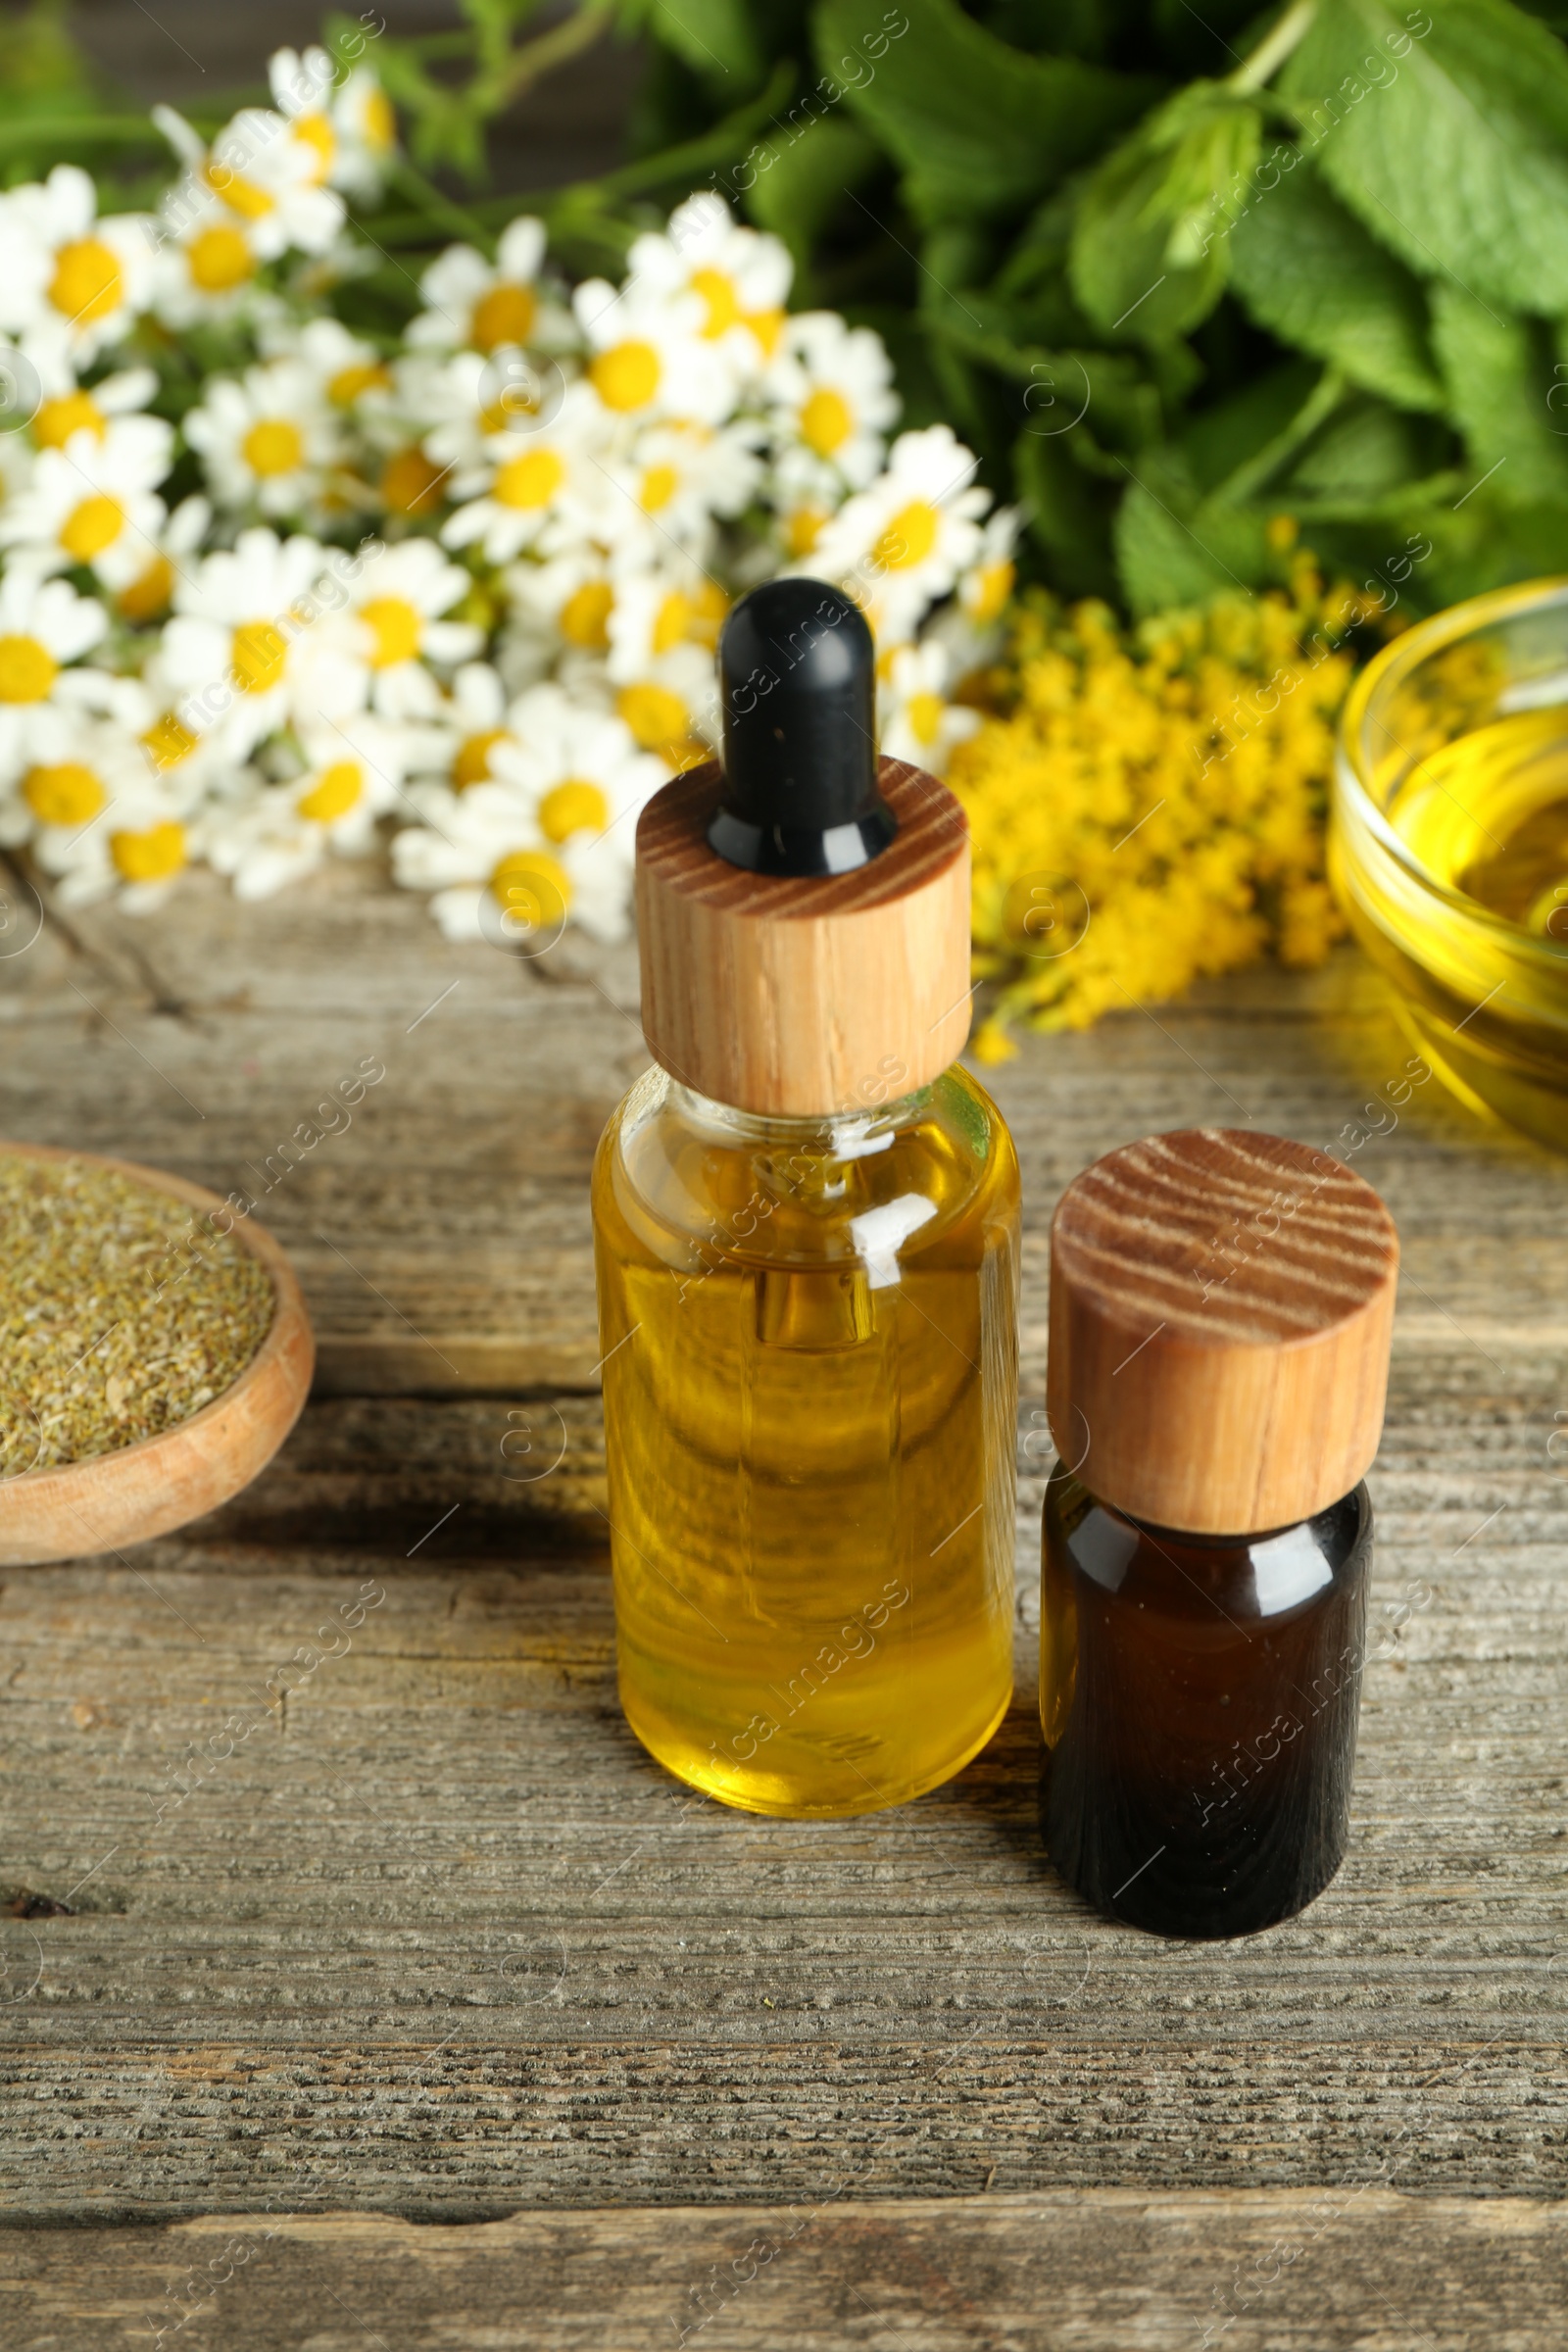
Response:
[604, 565, 727, 685]
[20, 716, 200, 910]
[572, 274, 728, 427]
[112, 492, 210, 629]
[490, 682, 664, 857]
[264, 315, 392, 416]
[571, 640, 718, 769]
[267, 46, 344, 187]
[152, 103, 345, 264]
[150, 188, 269, 327]
[208, 711, 407, 898]
[598, 418, 762, 558]
[0, 168, 156, 368]
[161, 526, 349, 759]
[0, 413, 172, 590]
[767, 312, 900, 496]
[0, 571, 108, 787]
[922, 506, 1022, 676]
[442, 380, 612, 563]
[400, 349, 506, 478]
[957, 505, 1021, 629]
[504, 549, 615, 651]
[330, 67, 399, 202]
[316, 538, 483, 720]
[807, 424, 990, 641]
[409, 217, 562, 356]
[412, 661, 519, 792]
[0, 711, 154, 857]
[185, 360, 339, 518]
[627, 193, 792, 382]
[26, 363, 158, 454]
[878, 640, 980, 777]
[392, 779, 630, 944]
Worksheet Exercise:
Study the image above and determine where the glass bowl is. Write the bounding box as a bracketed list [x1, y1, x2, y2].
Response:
[1333, 577, 1568, 1153]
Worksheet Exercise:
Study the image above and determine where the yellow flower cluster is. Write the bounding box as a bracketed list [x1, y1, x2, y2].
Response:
[954, 567, 1372, 1057]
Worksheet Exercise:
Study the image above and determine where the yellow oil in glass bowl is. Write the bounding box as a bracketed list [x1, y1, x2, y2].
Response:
[1333, 579, 1568, 1152]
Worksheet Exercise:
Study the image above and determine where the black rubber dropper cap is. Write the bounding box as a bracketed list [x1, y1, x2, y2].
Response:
[709, 579, 897, 876]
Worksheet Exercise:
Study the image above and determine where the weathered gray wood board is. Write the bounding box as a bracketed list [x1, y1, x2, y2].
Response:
[8, 2191, 1568, 2349]
[2, 864, 1566, 2336]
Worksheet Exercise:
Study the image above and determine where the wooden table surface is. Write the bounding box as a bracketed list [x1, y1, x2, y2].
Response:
[2, 861, 1565, 2348]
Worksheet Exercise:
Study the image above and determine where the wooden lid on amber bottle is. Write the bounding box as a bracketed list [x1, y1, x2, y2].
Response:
[635, 580, 971, 1119]
[1048, 1129, 1399, 1535]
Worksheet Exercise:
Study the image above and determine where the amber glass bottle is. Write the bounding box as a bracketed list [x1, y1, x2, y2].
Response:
[594, 581, 1021, 1818]
[1039, 1129, 1398, 1938]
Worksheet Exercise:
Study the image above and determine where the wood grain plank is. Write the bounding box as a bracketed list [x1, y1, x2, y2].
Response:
[6, 2190, 1568, 2348]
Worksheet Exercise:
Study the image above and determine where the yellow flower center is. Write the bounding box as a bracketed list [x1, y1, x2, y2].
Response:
[142, 712, 197, 770]
[590, 340, 661, 414]
[119, 555, 175, 624]
[538, 779, 610, 842]
[59, 494, 125, 562]
[205, 162, 274, 221]
[652, 591, 692, 655]
[298, 760, 363, 822]
[48, 238, 122, 325]
[243, 418, 306, 479]
[560, 580, 612, 651]
[785, 507, 827, 559]
[489, 848, 571, 929]
[359, 595, 422, 668]
[873, 500, 941, 574]
[966, 560, 1015, 625]
[24, 761, 105, 826]
[187, 224, 255, 293]
[639, 463, 679, 514]
[906, 691, 945, 748]
[230, 620, 288, 694]
[33, 391, 104, 449]
[662, 736, 712, 775]
[453, 729, 506, 788]
[293, 112, 335, 181]
[874, 501, 945, 578]
[470, 281, 537, 354]
[0, 635, 58, 705]
[616, 682, 687, 754]
[800, 387, 854, 458]
[362, 85, 396, 152]
[691, 580, 728, 646]
[494, 447, 564, 511]
[744, 307, 785, 358]
[111, 821, 186, 883]
[690, 266, 740, 339]
[328, 362, 390, 407]
[380, 445, 443, 515]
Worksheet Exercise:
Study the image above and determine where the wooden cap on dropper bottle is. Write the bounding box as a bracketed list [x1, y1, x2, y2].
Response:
[635, 581, 971, 1119]
[1048, 1129, 1399, 1535]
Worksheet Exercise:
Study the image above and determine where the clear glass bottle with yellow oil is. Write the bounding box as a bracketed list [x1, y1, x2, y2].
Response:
[592, 581, 1020, 1817]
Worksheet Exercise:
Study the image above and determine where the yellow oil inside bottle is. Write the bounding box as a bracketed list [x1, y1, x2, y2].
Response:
[591, 1063, 1019, 1818]
[1392, 709, 1568, 941]
[1336, 694, 1568, 1152]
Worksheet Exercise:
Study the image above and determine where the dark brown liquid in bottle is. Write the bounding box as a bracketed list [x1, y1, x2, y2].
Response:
[1040, 1466, 1371, 1937]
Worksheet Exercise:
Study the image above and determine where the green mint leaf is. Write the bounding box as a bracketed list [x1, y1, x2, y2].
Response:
[812, 0, 1157, 225]
[1070, 83, 1261, 340]
[1429, 281, 1568, 500]
[1229, 164, 1445, 412]
[1279, 0, 1568, 314]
